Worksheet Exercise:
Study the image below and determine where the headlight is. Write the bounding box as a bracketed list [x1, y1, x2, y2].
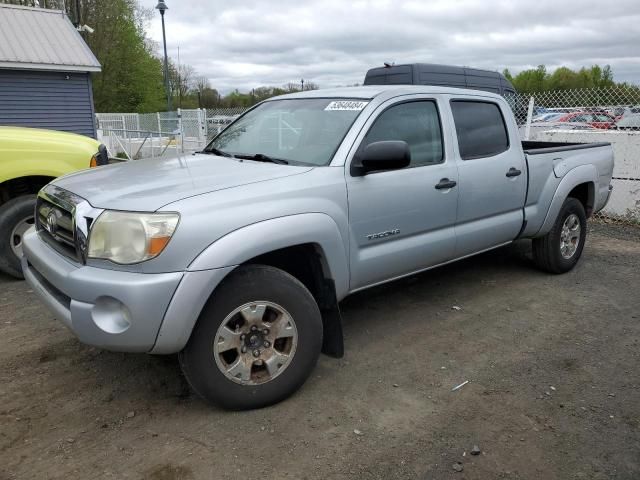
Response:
[88, 211, 179, 264]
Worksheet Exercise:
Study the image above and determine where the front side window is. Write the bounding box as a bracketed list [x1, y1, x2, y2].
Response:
[205, 98, 367, 166]
[450, 100, 509, 160]
[360, 101, 444, 167]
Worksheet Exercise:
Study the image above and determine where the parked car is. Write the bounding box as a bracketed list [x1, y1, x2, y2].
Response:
[533, 113, 565, 123]
[22, 86, 614, 409]
[613, 113, 640, 130]
[605, 106, 640, 119]
[0, 126, 108, 278]
[556, 112, 616, 129]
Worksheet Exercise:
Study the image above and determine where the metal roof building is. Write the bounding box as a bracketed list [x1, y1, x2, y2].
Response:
[0, 4, 101, 137]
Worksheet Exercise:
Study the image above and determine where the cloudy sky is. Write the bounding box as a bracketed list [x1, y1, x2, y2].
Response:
[140, 0, 640, 93]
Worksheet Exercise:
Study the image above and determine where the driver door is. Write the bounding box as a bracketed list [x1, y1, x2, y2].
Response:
[346, 98, 459, 290]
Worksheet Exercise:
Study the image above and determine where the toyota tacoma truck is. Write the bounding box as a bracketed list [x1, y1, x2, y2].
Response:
[0, 126, 108, 278]
[21, 86, 614, 410]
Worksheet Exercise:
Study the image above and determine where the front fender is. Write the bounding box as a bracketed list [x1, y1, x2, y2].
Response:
[188, 213, 349, 297]
[536, 164, 597, 236]
[150, 213, 349, 354]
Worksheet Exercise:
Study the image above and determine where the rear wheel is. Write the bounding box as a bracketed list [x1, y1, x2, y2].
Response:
[533, 197, 587, 274]
[0, 195, 36, 279]
[179, 265, 323, 410]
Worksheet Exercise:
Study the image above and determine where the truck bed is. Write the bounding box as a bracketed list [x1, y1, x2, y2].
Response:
[520, 140, 614, 238]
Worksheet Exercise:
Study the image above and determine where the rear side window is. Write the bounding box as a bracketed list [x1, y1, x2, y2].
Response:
[450, 101, 509, 160]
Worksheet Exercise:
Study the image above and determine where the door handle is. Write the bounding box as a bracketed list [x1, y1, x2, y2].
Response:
[435, 178, 457, 190]
[506, 167, 522, 177]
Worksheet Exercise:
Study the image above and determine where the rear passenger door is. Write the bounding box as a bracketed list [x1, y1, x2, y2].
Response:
[449, 99, 527, 257]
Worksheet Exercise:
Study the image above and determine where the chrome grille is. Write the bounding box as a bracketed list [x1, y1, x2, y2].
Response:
[35, 186, 86, 262]
[36, 197, 79, 261]
[35, 185, 98, 264]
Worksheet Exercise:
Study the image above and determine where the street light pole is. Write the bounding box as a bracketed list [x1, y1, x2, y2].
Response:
[156, 1, 172, 112]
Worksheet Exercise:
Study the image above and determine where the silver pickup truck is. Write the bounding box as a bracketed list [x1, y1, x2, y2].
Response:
[22, 86, 614, 409]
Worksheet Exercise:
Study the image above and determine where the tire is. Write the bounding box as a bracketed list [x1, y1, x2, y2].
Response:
[179, 264, 323, 410]
[533, 197, 587, 274]
[0, 195, 36, 279]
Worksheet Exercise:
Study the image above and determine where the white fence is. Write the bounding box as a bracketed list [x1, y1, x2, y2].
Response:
[96, 87, 640, 223]
[95, 108, 245, 160]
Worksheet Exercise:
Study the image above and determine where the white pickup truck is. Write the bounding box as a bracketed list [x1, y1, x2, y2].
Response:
[22, 86, 614, 409]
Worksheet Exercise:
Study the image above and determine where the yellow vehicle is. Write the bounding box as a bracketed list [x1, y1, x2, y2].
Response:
[0, 126, 108, 278]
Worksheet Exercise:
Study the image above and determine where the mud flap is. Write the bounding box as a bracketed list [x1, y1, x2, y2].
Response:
[321, 303, 344, 358]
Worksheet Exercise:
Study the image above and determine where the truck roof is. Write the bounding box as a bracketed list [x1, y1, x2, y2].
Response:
[273, 85, 504, 101]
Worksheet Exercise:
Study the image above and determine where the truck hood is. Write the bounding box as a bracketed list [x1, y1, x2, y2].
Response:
[52, 153, 313, 211]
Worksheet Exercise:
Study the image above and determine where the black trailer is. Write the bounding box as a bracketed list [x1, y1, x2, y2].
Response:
[364, 63, 516, 96]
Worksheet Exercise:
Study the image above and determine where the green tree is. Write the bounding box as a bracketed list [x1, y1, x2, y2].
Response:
[212, 82, 320, 108]
[79, 0, 166, 112]
[506, 64, 621, 93]
[504, 65, 546, 92]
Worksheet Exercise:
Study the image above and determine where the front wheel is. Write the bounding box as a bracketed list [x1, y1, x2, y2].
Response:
[179, 265, 323, 410]
[532, 197, 587, 274]
[0, 195, 36, 279]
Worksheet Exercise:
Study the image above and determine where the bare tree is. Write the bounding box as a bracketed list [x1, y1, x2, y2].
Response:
[195, 75, 211, 93]
[169, 62, 196, 108]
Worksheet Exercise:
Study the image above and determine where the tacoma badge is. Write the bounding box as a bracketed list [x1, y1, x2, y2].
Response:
[367, 229, 400, 241]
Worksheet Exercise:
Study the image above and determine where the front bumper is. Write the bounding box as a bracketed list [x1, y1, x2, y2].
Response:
[22, 228, 183, 352]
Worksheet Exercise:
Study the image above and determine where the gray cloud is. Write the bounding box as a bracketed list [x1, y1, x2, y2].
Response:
[141, 0, 640, 93]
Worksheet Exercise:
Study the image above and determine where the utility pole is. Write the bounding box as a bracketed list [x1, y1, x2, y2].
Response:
[156, 1, 172, 112]
[177, 46, 182, 109]
[73, 0, 80, 27]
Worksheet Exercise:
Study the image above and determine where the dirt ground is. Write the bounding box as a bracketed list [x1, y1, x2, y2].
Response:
[1, 224, 639, 480]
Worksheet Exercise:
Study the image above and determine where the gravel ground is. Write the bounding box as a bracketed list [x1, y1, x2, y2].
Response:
[1, 225, 639, 480]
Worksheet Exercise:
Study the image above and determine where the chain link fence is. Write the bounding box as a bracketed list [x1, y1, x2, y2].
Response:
[205, 107, 248, 141]
[96, 86, 639, 224]
[506, 86, 640, 223]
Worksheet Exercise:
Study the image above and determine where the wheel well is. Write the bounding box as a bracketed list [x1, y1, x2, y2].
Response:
[568, 182, 594, 218]
[0, 176, 54, 207]
[244, 244, 334, 310]
[243, 243, 344, 358]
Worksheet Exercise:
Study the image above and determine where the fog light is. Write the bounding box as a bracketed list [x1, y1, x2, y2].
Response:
[91, 296, 131, 334]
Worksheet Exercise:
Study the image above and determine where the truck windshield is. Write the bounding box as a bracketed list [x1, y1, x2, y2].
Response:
[204, 98, 368, 166]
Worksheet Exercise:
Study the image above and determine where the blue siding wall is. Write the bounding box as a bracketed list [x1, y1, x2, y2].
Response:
[0, 69, 96, 138]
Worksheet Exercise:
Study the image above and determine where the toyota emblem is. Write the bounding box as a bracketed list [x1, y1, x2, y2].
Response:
[46, 211, 58, 236]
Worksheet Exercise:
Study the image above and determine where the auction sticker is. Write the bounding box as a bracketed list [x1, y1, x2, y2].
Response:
[325, 101, 369, 111]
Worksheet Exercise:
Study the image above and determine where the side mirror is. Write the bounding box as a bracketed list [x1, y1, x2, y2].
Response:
[351, 140, 411, 176]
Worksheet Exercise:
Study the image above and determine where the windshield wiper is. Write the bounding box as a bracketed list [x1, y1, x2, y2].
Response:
[202, 147, 233, 157]
[233, 153, 289, 165]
